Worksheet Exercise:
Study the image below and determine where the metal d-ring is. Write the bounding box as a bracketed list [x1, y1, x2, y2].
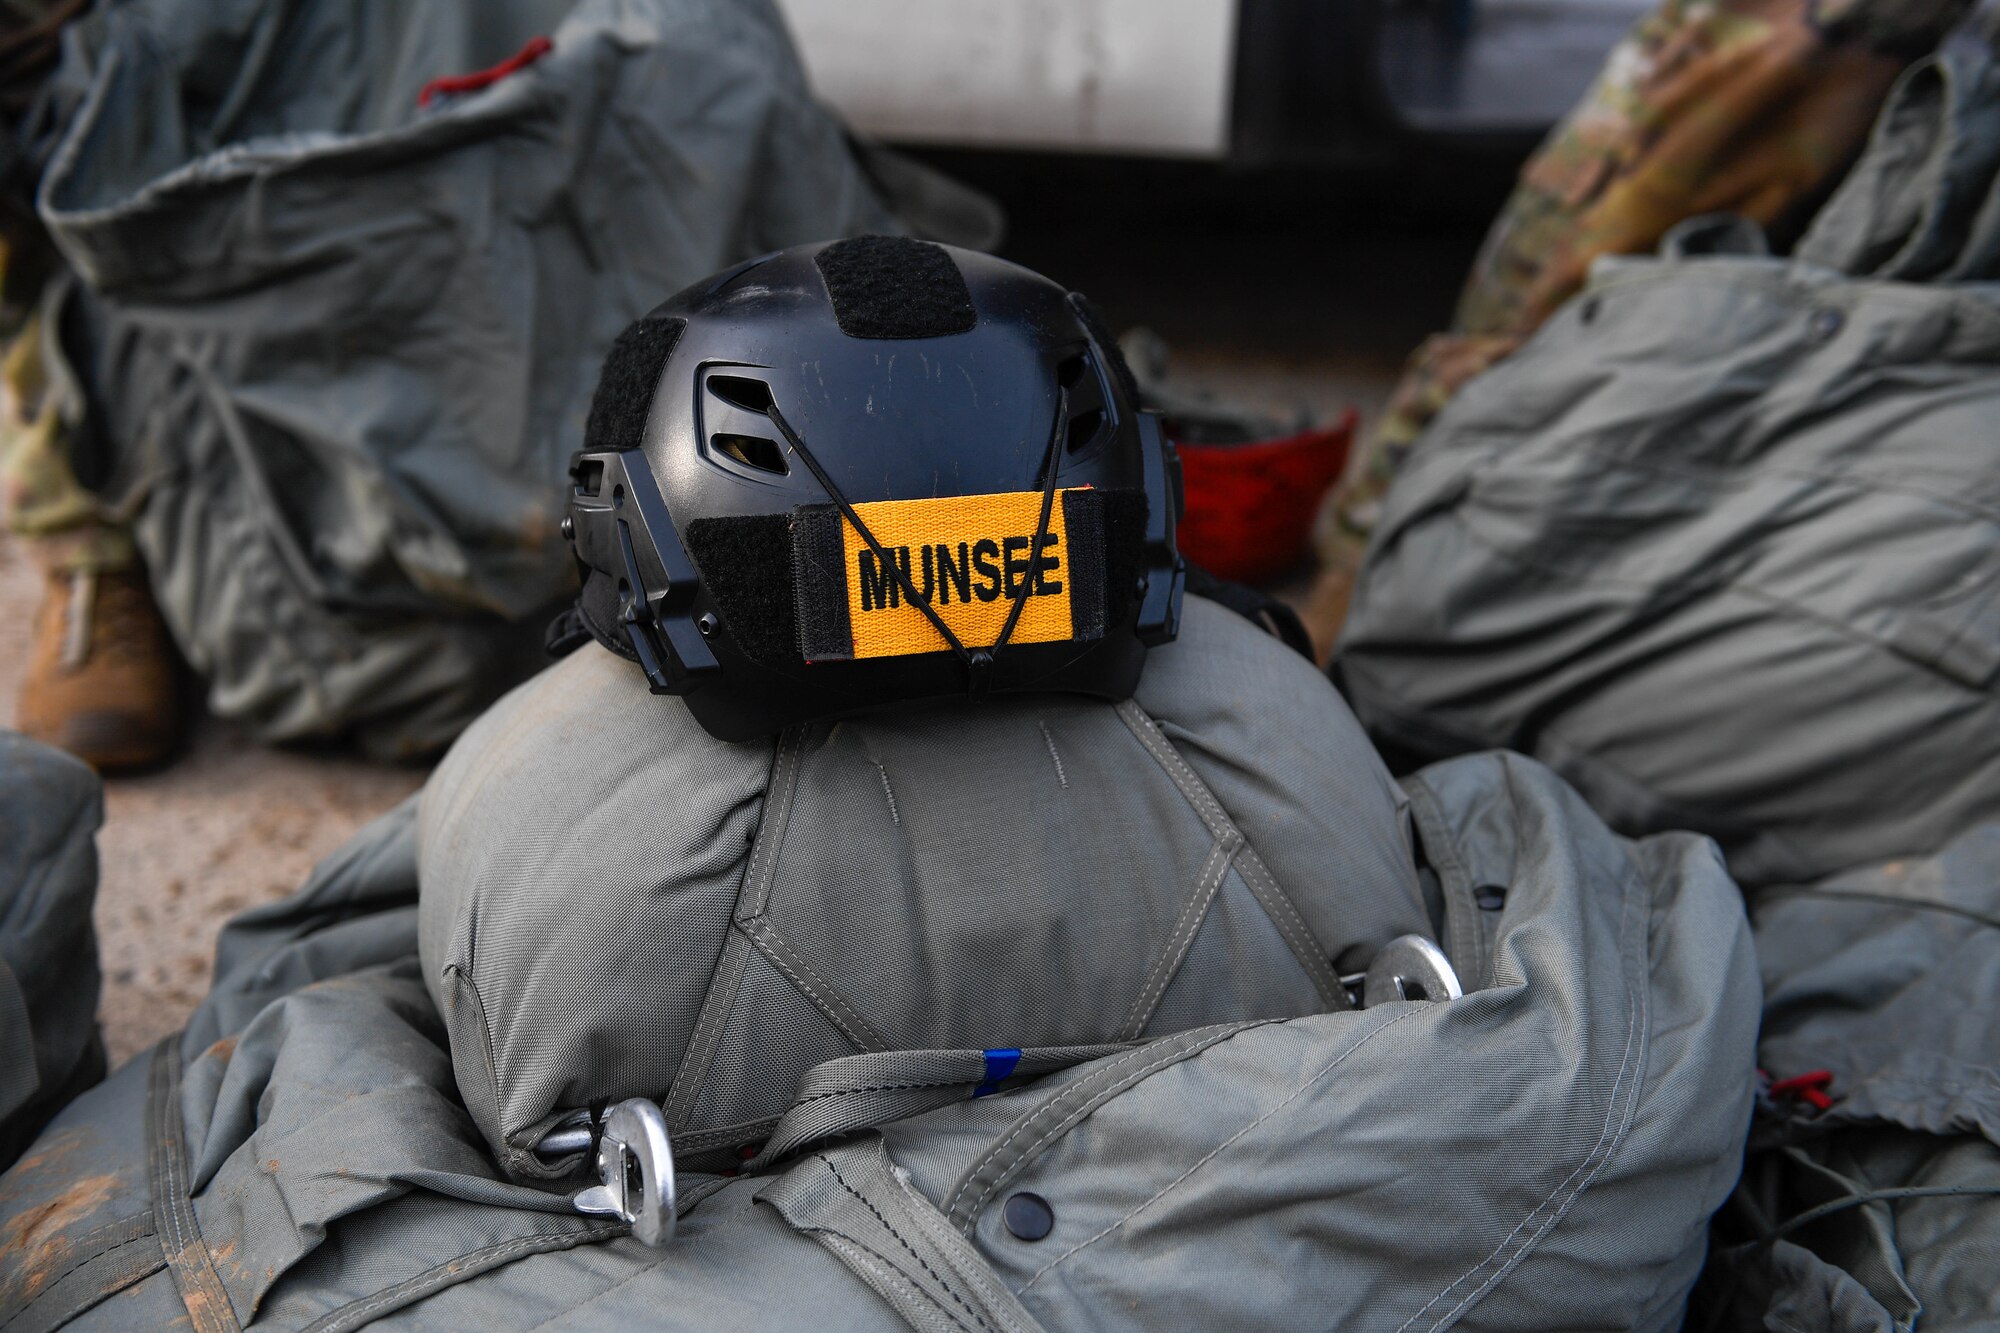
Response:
[535, 1111, 595, 1159]
[571, 1098, 678, 1246]
[1360, 934, 1464, 1007]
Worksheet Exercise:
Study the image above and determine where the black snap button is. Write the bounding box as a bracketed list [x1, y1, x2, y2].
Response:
[1474, 884, 1507, 911]
[1003, 1192, 1054, 1241]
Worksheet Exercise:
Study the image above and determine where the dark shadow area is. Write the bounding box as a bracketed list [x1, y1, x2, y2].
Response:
[911, 149, 1515, 363]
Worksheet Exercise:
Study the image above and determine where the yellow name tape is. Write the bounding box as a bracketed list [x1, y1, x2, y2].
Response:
[792, 489, 1085, 661]
[842, 490, 1075, 659]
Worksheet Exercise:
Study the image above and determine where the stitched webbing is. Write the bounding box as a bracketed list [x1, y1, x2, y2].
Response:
[663, 728, 809, 1131]
[759, 1139, 1045, 1333]
[0, 1210, 162, 1333]
[145, 1040, 240, 1333]
[745, 1044, 1131, 1170]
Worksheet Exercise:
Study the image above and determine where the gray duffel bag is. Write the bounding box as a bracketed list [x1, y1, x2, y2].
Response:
[0, 733, 104, 1172]
[1695, 823, 2000, 1333]
[35, 0, 945, 756]
[1336, 250, 2000, 889]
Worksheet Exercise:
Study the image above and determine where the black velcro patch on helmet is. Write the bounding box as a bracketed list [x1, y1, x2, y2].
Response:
[585, 313, 685, 455]
[792, 504, 854, 661]
[1099, 487, 1148, 629]
[816, 236, 977, 340]
[684, 514, 799, 668]
[1061, 489, 1109, 641]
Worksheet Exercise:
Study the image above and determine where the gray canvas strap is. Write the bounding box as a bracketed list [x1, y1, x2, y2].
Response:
[760, 1139, 1047, 1333]
[746, 1044, 1131, 1170]
[145, 1039, 241, 1333]
[1115, 830, 1240, 1039]
[739, 916, 891, 1054]
[664, 727, 812, 1130]
[1114, 699, 1351, 1013]
[1401, 776, 1497, 993]
[296, 1222, 628, 1333]
[0, 1209, 163, 1333]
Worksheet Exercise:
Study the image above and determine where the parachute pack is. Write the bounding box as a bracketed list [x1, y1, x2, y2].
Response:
[0, 601, 1757, 1329]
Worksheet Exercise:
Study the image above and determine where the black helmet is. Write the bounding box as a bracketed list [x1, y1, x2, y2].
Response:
[561, 236, 1184, 741]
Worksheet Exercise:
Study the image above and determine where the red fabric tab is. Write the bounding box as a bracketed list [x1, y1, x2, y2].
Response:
[419, 35, 553, 107]
[1768, 1069, 1835, 1112]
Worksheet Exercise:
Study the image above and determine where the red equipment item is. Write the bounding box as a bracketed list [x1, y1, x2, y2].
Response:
[1173, 409, 1355, 585]
[419, 36, 554, 107]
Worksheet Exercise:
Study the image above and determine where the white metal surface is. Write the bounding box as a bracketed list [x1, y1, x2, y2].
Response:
[773, 0, 1238, 158]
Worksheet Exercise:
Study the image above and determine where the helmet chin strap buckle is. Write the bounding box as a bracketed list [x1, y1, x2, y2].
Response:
[572, 1099, 678, 1246]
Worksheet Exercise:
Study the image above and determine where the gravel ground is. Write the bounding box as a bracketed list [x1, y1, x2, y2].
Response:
[0, 537, 426, 1064]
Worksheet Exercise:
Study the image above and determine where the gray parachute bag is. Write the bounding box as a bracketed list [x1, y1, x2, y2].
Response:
[1695, 824, 2000, 1331]
[1336, 37, 2000, 891]
[1335, 233, 2000, 889]
[0, 618, 1758, 1329]
[1793, 36, 2000, 283]
[417, 595, 1433, 1177]
[0, 733, 104, 1171]
[1339, 45, 2000, 1330]
[34, 0, 983, 757]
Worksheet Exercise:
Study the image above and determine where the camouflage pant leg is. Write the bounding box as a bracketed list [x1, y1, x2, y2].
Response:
[0, 0, 138, 575]
[1323, 0, 1969, 564]
[0, 309, 135, 574]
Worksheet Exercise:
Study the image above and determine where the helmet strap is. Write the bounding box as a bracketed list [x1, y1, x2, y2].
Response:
[762, 389, 1071, 694]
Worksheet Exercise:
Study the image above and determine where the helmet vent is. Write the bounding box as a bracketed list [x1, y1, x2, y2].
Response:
[1066, 408, 1105, 455]
[1056, 354, 1089, 389]
[708, 374, 775, 414]
[713, 433, 789, 475]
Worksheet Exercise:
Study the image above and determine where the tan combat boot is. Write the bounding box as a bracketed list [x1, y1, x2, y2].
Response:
[17, 562, 180, 771]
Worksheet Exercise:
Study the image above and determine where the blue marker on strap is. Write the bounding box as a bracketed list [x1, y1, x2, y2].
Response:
[973, 1048, 1021, 1098]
